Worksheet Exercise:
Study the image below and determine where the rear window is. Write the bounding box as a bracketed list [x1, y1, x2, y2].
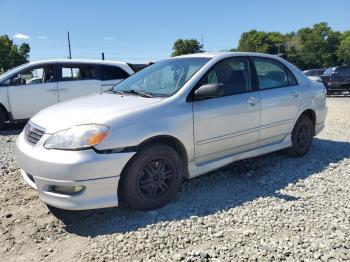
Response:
[253, 58, 297, 89]
[100, 65, 129, 80]
[61, 65, 96, 81]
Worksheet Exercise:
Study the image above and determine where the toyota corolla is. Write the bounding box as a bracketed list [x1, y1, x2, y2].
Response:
[16, 52, 327, 211]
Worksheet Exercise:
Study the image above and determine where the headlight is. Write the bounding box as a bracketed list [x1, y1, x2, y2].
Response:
[44, 124, 110, 150]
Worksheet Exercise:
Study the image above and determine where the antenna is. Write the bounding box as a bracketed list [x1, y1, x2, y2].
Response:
[67, 31, 72, 59]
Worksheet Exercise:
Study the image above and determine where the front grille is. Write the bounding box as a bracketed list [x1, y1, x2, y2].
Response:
[25, 123, 45, 145]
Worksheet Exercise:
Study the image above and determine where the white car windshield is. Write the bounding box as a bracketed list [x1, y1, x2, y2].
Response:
[114, 57, 210, 97]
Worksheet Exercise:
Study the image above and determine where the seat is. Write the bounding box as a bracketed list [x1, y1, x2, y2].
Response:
[215, 63, 234, 95]
[228, 70, 247, 95]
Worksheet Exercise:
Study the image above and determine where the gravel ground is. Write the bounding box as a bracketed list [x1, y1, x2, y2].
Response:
[1, 97, 350, 262]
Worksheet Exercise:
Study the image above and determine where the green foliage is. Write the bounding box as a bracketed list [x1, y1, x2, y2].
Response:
[0, 35, 30, 73]
[235, 23, 348, 70]
[236, 30, 286, 54]
[337, 31, 350, 65]
[171, 39, 204, 57]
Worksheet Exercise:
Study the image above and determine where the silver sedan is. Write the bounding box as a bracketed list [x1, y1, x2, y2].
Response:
[16, 52, 327, 211]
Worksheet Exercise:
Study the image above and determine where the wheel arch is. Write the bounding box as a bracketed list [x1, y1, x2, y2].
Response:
[117, 135, 189, 204]
[298, 108, 316, 135]
[0, 103, 10, 121]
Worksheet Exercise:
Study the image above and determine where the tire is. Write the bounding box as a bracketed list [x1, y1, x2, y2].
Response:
[285, 115, 314, 157]
[119, 144, 184, 211]
[0, 110, 5, 130]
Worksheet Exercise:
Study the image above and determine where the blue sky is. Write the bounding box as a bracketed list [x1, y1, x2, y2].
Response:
[1, 0, 349, 63]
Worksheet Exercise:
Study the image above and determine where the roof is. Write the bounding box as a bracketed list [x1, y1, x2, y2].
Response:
[26, 59, 129, 66]
[176, 51, 283, 59]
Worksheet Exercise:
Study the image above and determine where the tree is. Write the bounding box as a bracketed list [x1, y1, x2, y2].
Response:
[235, 30, 287, 54]
[288, 22, 341, 69]
[337, 31, 350, 65]
[233, 22, 343, 70]
[171, 39, 204, 57]
[0, 35, 30, 73]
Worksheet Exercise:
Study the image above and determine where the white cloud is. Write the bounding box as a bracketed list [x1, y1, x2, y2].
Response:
[104, 37, 114, 41]
[37, 35, 48, 39]
[13, 33, 30, 39]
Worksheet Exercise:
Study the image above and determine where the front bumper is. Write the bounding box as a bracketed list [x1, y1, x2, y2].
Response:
[16, 131, 135, 210]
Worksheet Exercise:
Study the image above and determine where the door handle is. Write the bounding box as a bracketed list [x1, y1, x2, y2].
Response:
[57, 88, 67, 91]
[292, 90, 301, 97]
[247, 97, 260, 105]
[46, 89, 57, 92]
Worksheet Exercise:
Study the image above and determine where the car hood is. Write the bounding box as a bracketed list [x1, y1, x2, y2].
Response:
[30, 93, 163, 133]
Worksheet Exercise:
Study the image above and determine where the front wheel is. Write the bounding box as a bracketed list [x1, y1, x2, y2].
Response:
[285, 115, 314, 157]
[119, 145, 184, 211]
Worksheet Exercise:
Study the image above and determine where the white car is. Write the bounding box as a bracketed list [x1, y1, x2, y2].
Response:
[0, 59, 137, 129]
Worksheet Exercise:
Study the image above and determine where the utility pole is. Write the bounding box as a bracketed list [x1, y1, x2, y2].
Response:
[101, 52, 105, 60]
[67, 31, 72, 59]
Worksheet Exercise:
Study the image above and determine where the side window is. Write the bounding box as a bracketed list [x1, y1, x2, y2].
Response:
[8, 65, 54, 86]
[336, 68, 350, 77]
[0, 78, 11, 87]
[100, 65, 129, 80]
[61, 65, 96, 81]
[253, 58, 296, 89]
[199, 58, 250, 95]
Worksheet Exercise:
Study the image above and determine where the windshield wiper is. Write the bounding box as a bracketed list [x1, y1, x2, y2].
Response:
[124, 89, 153, 98]
[103, 88, 125, 95]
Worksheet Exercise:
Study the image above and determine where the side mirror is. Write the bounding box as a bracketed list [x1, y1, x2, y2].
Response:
[12, 77, 24, 86]
[194, 83, 224, 100]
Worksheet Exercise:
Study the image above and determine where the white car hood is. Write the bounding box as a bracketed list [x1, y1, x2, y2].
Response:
[30, 93, 163, 133]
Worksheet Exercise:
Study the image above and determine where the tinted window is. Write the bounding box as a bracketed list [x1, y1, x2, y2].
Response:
[8, 65, 54, 86]
[336, 67, 350, 77]
[253, 58, 296, 89]
[199, 58, 250, 95]
[61, 65, 96, 81]
[101, 65, 129, 80]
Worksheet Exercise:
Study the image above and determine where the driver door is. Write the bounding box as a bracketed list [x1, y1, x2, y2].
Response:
[193, 57, 261, 164]
[8, 64, 59, 119]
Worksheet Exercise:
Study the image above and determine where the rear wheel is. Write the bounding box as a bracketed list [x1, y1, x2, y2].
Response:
[0, 110, 6, 130]
[119, 145, 183, 210]
[285, 115, 314, 157]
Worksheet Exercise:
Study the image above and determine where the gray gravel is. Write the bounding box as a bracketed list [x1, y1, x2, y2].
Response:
[1, 97, 350, 262]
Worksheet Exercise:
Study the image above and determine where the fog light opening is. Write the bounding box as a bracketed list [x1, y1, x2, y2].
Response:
[50, 185, 85, 194]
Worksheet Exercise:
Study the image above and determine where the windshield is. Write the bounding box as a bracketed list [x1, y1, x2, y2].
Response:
[0, 63, 29, 81]
[323, 67, 335, 76]
[114, 57, 210, 96]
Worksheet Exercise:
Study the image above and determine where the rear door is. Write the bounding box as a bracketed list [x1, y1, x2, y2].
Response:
[251, 57, 302, 147]
[7, 63, 59, 119]
[99, 65, 130, 92]
[57, 63, 100, 102]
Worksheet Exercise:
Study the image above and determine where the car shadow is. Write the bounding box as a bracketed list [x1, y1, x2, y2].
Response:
[0, 122, 26, 136]
[49, 137, 350, 237]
